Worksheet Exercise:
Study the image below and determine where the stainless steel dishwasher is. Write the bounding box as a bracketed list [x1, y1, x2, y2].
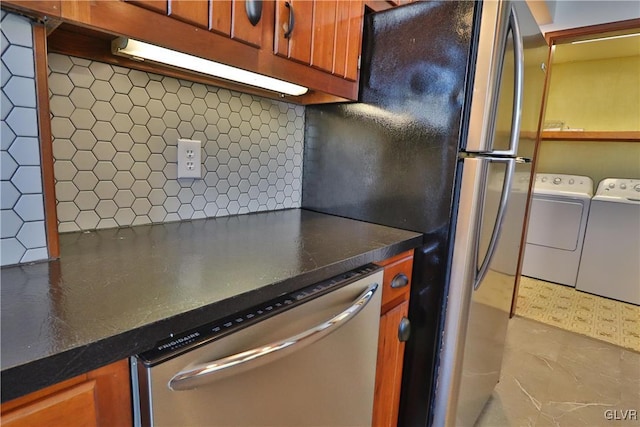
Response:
[131, 265, 383, 427]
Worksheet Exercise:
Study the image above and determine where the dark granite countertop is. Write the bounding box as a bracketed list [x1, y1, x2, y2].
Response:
[1, 209, 422, 402]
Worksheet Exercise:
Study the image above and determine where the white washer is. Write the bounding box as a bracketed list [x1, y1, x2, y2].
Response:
[522, 173, 593, 286]
[576, 178, 640, 305]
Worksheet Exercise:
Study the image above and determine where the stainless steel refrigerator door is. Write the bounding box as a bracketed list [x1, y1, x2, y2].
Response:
[457, 159, 531, 426]
[432, 156, 517, 427]
[465, 1, 523, 156]
[134, 271, 382, 427]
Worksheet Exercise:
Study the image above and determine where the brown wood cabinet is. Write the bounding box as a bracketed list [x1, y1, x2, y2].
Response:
[373, 250, 414, 427]
[274, 0, 364, 81]
[1, 360, 132, 427]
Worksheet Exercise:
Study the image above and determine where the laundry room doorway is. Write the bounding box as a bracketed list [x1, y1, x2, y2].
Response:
[511, 18, 640, 352]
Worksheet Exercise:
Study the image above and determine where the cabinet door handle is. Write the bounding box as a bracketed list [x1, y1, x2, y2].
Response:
[391, 272, 409, 289]
[284, 1, 295, 39]
[245, 0, 263, 26]
[398, 317, 411, 342]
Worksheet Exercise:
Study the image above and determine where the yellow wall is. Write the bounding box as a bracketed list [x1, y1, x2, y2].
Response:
[536, 140, 640, 186]
[544, 55, 640, 131]
[536, 53, 640, 186]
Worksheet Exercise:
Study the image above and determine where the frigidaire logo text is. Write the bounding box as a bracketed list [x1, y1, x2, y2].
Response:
[158, 332, 200, 351]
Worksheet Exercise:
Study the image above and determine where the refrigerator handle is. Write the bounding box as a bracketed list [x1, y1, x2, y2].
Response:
[505, 4, 524, 156]
[473, 157, 516, 290]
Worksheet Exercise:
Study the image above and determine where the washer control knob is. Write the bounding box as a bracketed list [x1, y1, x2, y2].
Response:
[635, 184, 640, 192]
[553, 177, 562, 185]
[569, 179, 575, 185]
[541, 177, 547, 182]
[620, 183, 627, 190]
[609, 182, 616, 189]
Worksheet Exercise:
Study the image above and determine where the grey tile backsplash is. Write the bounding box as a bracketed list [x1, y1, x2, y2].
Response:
[48, 53, 304, 232]
[1, 11, 49, 266]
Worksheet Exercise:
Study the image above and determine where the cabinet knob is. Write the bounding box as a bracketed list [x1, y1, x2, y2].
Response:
[390, 273, 409, 289]
[398, 317, 411, 342]
[245, 0, 263, 26]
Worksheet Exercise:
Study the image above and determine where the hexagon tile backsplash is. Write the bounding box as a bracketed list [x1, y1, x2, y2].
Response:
[48, 53, 304, 232]
[1, 11, 49, 266]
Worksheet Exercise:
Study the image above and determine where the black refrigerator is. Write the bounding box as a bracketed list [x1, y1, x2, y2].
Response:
[301, 1, 548, 426]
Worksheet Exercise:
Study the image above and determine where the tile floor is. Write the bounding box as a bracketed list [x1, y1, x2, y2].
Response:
[476, 316, 640, 426]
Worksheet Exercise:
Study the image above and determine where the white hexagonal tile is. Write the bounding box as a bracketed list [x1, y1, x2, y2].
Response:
[111, 113, 133, 133]
[69, 87, 96, 109]
[131, 162, 151, 180]
[1, 92, 13, 124]
[16, 220, 46, 248]
[163, 196, 180, 213]
[70, 129, 97, 150]
[73, 170, 98, 191]
[55, 181, 79, 202]
[49, 73, 74, 96]
[95, 199, 117, 218]
[49, 95, 74, 118]
[148, 205, 167, 222]
[71, 150, 97, 171]
[1, 180, 20, 208]
[130, 144, 151, 163]
[1, 209, 23, 238]
[75, 210, 99, 229]
[177, 104, 194, 121]
[146, 80, 165, 100]
[92, 141, 116, 161]
[0, 151, 17, 181]
[48, 53, 73, 73]
[177, 204, 194, 219]
[129, 86, 150, 107]
[163, 180, 180, 197]
[130, 125, 150, 143]
[7, 107, 37, 137]
[130, 106, 150, 126]
[114, 189, 135, 208]
[1, 237, 25, 265]
[93, 161, 117, 180]
[53, 159, 77, 181]
[112, 152, 134, 171]
[70, 108, 96, 130]
[148, 171, 166, 189]
[111, 93, 133, 113]
[94, 181, 117, 200]
[113, 208, 134, 226]
[131, 180, 151, 198]
[74, 190, 99, 210]
[146, 100, 165, 120]
[110, 73, 133, 94]
[20, 247, 48, 263]
[56, 201, 80, 222]
[4, 76, 36, 108]
[58, 221, 80, 233]
[12, 165, 41, 193]
[161, 77, 179, 93]
[91, 121, 116, 141]
[4, 45, 34, 78]
[113, 170, 134, 189]
[132, 198, 151, 215]
[128, 69, 149, 87]
[110, 133, 133, 152]
[14, 194, 44, 221]
[91, 101, 116, 122]
[88, 61, 114, 81]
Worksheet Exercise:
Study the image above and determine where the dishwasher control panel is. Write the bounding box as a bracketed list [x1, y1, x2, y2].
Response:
[138, 264, 382, 366]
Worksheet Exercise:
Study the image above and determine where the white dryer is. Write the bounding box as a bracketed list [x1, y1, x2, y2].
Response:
[522, 173, 593, 286]
[576, 178, 640, 305]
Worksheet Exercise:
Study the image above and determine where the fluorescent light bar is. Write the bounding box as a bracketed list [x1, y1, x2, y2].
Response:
[112, 38, 308, 96]
[571, 32, 640, 45]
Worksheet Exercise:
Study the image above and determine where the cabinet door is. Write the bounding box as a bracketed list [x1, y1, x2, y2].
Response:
[1, 360, 132, 427]
[231, 0, 263, 47]
[126, 0, 168, 14]
[168, 0, 209, 28]
[373, 300, 409, 427]
[275, 0, 313, 64]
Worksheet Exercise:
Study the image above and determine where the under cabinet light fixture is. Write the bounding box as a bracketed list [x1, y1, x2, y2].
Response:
[571, 32, 640, 44]
[111, 37, 309, 96]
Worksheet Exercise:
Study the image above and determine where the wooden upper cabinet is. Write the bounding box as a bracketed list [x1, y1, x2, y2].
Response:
[126, 0, 167, 14]
[210, 0, 232, 36]
[275, 0, 363, 81]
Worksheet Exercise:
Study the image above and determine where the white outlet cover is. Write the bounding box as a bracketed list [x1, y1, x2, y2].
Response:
[177, 139, 202, 179]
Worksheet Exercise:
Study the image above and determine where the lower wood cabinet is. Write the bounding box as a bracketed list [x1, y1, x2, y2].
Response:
[1, 360, 132, 427]
[373, 250, 414, 427]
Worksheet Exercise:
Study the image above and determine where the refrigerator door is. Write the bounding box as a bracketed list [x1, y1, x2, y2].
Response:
[432, 156, 517, 427]
[465, 1, 524, 156]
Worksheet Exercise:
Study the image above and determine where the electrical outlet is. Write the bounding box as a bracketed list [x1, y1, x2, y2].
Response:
[177, 139, 202, 179]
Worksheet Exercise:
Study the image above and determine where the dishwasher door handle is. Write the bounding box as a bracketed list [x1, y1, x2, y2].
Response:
[168, 282, 379, 391]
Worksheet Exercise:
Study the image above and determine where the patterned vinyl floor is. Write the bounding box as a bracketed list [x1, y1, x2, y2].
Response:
[516, 276, 640, 352]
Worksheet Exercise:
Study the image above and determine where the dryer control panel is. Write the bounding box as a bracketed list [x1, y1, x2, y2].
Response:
[595, 178, 640, 200]
[533, 173, 593, 198]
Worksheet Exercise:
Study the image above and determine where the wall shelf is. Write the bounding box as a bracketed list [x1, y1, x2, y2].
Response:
[541, 131, 640, 142]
